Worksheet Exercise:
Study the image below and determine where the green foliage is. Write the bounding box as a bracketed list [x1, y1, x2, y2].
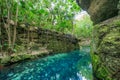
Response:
[0, 0, 93, 54]
[1, 56, 11, 64]
[73, 14, 93, 38]
[1, 0, 92, 38]
[97, 65, 111, 79]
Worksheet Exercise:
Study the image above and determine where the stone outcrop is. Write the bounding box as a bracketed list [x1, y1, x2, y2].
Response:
[0, 52, 50, 66]
[77, 0, 120, 79]
[18, 27, 79, 53]
[77, 0, 119, 24]
[93, 16, 120, 80]
[0, 27, 80, 66]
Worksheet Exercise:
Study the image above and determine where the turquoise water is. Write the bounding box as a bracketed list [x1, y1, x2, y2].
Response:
[0, 47, 93, 80]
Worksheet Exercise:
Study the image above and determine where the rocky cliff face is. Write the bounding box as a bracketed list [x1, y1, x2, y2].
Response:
[77, 0, 119, 24]
[77, 0, 120, 79]
[18, 27, 79, 53]
[93, 16, 120, 80]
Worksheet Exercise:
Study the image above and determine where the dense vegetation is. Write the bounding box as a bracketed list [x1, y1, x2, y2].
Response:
[73, 12, 93, 38]
[0, 0, 93, 55]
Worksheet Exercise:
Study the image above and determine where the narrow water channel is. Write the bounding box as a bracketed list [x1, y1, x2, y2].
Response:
[0, 47, 93, 80]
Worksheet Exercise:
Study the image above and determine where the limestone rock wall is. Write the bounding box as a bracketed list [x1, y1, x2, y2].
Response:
[77, 0, 119, 24]
[18, 27, 79, 53]
[92, 16, 120, 80]
[77, 0, 120, 79]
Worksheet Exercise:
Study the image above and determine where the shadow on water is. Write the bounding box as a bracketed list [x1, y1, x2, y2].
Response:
[0, 46, 93, 80]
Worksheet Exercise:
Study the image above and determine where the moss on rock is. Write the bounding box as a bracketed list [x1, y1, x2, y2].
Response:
[18, 27, 80, 54]
[96, 65, 111, 80]
[92, 16, 120, 80]
[0, 56, 11, 64]
[10, 54, 32, 63]
[0, 52, 49, 66]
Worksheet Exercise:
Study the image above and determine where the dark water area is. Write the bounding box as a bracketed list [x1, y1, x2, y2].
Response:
[0, 47, 93, 80]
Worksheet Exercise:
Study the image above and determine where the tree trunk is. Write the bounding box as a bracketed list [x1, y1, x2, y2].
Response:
[6, 0, 12, 54]
[7, 9, 12, 48]
[27, 28, 30, 53]
[13, 2, 18, 48]
[0, 3, 2, 55]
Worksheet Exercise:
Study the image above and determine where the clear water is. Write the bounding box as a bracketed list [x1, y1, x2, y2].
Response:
[0, 47, 93, 80]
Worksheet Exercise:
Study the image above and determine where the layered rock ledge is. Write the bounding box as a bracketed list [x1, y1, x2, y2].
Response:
[77, 0, 120, 79]
[0, 27, 80, 66]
